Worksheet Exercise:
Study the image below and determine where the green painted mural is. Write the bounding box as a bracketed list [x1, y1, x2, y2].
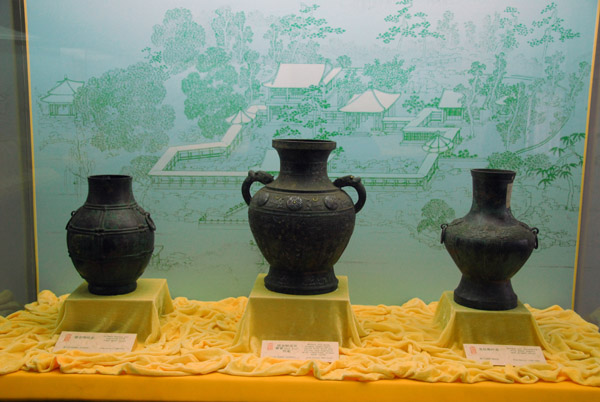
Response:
[27, 0, 597, 307]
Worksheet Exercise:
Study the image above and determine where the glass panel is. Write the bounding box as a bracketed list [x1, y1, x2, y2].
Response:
[0, 0, 37, 315]
[25, 0, 598, 308]
[574, 17, 600, 325]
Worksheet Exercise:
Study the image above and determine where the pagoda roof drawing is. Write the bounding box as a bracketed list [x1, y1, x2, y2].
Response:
[264, 64, 327, 88]
[41, 76, 84, 104]
[339, 89, 400, 113]
[322, 67, 342, 85]
[438, 89, 463, 109]
[225, 109, 255, 124]
[422, 135, 454, 153]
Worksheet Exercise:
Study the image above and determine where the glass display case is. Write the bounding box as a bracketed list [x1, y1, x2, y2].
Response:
[1, 3, 600, 399]
[4, 0, 597, 311]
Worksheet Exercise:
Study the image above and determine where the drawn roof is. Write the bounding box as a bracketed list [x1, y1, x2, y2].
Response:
[438, 89, 463, 109]
[41, 76, 84, 104]
[322, 67, 342, 85]
[422, 135, 454, 153]
[339, 89, 400, 113]
[264, 64, 326, 88]
[245, 105, 267, 114]
[225, 109, 255, 124]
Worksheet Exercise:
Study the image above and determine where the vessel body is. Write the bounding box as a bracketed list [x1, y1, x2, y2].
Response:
[66, 175, 155, 295]
[242, 139, 366, 295]
[441, 169, 538, 310]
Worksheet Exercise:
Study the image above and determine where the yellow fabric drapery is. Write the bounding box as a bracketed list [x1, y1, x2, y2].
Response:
[55, 279, 174, 343]
[1, 290, 599, 385]
[434, 291, 550, 348]
[231, 275, 366, 353]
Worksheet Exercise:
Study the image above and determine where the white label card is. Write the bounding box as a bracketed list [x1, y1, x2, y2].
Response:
[464, 344, 546, 366]
[54, 331, 137, 353]
[261, 340, 339, 362]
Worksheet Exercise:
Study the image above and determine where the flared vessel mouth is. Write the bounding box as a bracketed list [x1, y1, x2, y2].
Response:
[272, 139, 336, 150]
[471, 168, 516, 180]
[88, 174, 132, 181]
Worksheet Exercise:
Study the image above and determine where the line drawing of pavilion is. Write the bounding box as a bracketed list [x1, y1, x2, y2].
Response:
[438, 89, 464, 122]
[40, 75, 84, 116]
[263, 63, 341, 121]
[149, 63, 464, 189]
[149, 112, 461, 189]
[339, 88, 401, 131]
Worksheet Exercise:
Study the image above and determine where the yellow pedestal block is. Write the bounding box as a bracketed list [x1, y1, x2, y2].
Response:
[55, 278, 174, 343]
[231, 274, 366, 354]
[434, 291, 549, 348]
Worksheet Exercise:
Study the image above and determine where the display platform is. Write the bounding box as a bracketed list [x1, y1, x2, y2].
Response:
[231, 274, 365, 353]
[434, 291, 549, 348]
[1, 370, 600, 402]
[1, 289, 600, 390]
[55, 279, 173, 343]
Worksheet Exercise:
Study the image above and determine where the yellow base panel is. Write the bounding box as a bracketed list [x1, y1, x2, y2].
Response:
[1, 370, 599, 402]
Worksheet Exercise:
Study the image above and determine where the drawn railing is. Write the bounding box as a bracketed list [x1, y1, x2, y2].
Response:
[150, 106, 456, 189]
[150, 124, 243, 179]
[382, 117, 413, 132]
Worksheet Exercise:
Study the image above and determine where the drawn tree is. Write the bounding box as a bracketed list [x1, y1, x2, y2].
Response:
[336, 55, 352, 68]
[263, 4, 344, 65]
[436, 11, 459, 48]
[493, 82, 530, 150]
[475, 8, 527, 54]
[481, 52, 507, 110]
[402, 93, 425, 116]
[335, 68, 367, 109]
[211, 7, 237, 53]
[363, 56, 415, 92]
[74, 62, 174, 153]
[401, 92, 438, 116]
[497, 7, 530, 51]
[274, 84, 330, 138]
[150, 8, 206, 75]
[464, 20, 476, 43]
[529, 2, 580, 61]
[487, 151, 524, 172]
[239, 50, 261, 104]
[63, 126, 96, 196]
[454, 61, 486, 139]
[535, 132, 585, 210]
[120, 155, 160, 202]
[232, 11, 254, 63]
[417, 199, 456, 247]
[523, 153, 551, 177]
[182, 47, 246, 140]
[377, 0, 444, 53]
[516, 60, 589, 154]
[212, 7, 254, 63]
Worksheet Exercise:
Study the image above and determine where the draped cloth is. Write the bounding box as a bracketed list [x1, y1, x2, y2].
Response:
[1, 288, 599, 385]
[55, 279, 174, 343]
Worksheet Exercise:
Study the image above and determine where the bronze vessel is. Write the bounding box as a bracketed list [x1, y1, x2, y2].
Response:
[441, 169, 539, 310]
[242, 139, 366, 295]
[66, 175, 155, 295]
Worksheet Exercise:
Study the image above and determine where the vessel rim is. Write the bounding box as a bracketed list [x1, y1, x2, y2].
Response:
[272, 138, 336, 150]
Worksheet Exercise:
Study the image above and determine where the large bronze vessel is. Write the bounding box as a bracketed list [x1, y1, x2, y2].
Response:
[242, 139, 366, 295]
[66, 175, 156, 295]
[441, 169, 539, 310]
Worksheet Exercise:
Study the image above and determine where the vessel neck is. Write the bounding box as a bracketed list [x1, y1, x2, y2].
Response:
[85, 175, 135, 205]
[469, 170, 515, 218]
[277, 148, 331, 180]
[271, 140, 336, 191]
